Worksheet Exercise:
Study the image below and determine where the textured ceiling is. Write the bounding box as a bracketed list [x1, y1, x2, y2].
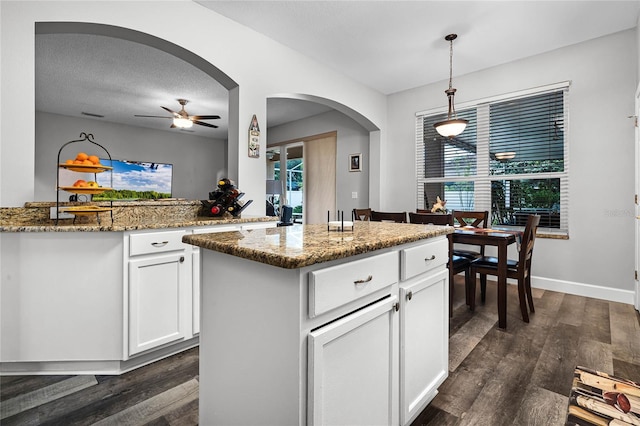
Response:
[35, 1, 640, 139]
[199, 0, 640, 95]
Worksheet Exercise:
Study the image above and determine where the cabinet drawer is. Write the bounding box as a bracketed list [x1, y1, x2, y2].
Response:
[401, 237, 448, 281]
[309, 251, 398, 317]
[129, 230, 187, 256]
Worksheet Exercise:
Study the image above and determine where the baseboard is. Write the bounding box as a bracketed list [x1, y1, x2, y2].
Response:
[1, 337, 199, 376]
[531, 276, 635, 305]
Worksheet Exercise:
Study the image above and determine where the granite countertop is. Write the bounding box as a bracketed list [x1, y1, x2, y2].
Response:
[0, 215, 278, 232]
[182, 221, 453, 269]
[0, 200, 278, 232]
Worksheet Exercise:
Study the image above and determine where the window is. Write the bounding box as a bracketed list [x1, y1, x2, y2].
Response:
[416, 82, 569, 234]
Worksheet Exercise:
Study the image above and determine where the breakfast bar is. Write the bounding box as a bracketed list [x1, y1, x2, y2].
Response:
[183, 221, 453, 426]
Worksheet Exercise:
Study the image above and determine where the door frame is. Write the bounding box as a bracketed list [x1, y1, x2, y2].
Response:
[635, 84, 639, 311]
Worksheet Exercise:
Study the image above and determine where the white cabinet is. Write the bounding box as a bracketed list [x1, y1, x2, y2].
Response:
[399, 269, 448, 425]
[399, 237, 449, 425]
[128, 251, 189, 355]
[308, 296, 399, 426]
[126, 229, 192, 357]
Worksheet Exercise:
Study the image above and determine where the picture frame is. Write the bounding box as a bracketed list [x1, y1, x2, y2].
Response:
[349, 153, 362, 172]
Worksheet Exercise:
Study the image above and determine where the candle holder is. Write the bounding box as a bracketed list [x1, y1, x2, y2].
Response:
[327, 210, 354, 232]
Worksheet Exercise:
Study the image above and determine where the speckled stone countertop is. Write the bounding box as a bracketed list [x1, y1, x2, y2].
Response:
[182, 222, 453, 269]
[0, 200, 277, 232]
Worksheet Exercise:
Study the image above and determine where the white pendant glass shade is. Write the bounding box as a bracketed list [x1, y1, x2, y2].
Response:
[434, 118, 468, 138]
[173, 117, 193, 128]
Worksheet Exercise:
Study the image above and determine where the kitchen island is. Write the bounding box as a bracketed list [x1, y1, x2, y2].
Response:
[183, 222, 453, 426]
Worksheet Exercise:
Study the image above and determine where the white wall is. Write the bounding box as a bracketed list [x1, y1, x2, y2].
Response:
[35, 112, 226, 201]
[0, 1, 387, 213]
[387, 29, 637, 301]
[267, 110, 370, 214]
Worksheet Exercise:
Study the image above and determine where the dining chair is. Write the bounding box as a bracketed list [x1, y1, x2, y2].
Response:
[370, 210, 407, 223]
[468, 214, 541, 323]
[352, 208, 372, 221]
[451, 210, 489, 259]
[408, 212, 452, 225]
[416, 208, 431, 214]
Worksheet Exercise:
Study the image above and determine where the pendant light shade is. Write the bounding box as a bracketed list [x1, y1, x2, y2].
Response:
[434, 34, 468, 138]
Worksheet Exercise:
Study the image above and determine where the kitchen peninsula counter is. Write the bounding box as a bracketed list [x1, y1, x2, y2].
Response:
[0, 199, 277, 232]
[183, 221, 453, 426]
[0, 199, 277, 376]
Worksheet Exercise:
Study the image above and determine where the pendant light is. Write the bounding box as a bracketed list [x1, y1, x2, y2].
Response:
[434, 34, 468, 138]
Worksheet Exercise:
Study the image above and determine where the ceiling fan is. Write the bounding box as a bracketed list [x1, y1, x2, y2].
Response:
[135, 98, 220, 129]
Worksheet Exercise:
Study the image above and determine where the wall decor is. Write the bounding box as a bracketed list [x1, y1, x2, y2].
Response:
[349, 153, 362, 172]
[248, 114, 260, 158]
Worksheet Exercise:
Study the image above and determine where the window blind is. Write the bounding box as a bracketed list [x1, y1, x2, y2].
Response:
[416, 83, 569, 234]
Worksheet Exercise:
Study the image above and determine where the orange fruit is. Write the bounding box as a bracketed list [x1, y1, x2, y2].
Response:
[76, 152, 89, 161]
[73, 179, 87, 187]
[82, 159, 93, 165]
[88, 155, 100, 165]
[65, 159, 74, 165]
[74, 159, 84, 164]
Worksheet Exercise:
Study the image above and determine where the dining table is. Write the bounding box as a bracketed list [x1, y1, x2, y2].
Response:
[452, 226, 522, 329]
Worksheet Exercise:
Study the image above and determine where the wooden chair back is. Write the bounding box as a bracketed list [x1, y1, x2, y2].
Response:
[452, 210, 489, 228]
[408, 212, 453, 226]
[352, 208, 372, 221]
[519, 214, 541, 279]
[416, 208, 431, 214]
[370, 210, 407, 223]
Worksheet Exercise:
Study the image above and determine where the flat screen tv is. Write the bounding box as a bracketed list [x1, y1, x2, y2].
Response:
[93, 159, 173, 200]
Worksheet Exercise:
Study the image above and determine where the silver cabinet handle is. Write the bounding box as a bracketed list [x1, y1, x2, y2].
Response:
[353, 275, 373, 284]
[424, 255, 436, 261]
[407, 290, 413, 301]
[151, 241, 169, 247]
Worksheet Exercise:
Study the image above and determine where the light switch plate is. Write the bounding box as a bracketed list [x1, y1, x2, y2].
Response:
[351, 192, 357, 199]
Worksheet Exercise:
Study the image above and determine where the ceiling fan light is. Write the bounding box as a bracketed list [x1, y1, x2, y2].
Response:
[434, 118, 468, 138]
[173, 117, 193, 128]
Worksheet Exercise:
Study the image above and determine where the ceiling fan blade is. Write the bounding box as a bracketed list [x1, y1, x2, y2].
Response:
[135, 114, 172, 119]
[190, 115, 221, 120]
[161, 106, 179, 116]
[193, 120, 218, 128]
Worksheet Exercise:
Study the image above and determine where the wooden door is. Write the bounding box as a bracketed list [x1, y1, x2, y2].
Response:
[304, 135, 336, 224]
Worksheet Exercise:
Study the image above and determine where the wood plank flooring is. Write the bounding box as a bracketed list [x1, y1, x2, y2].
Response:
[1, 278, 639, 425]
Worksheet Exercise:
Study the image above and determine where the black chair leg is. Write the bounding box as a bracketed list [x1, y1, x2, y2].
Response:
[465, 269, 475, 311]
[480, 274, 487, 303]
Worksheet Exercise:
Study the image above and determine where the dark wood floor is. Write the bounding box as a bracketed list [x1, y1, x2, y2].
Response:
[2, 278, 639, 425]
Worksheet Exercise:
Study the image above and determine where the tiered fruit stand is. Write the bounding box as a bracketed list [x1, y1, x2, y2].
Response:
[55, 132, 114, 225]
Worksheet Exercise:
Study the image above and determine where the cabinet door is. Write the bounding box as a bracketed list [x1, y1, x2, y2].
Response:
[399, 269, 448, 425]
[128, 252, 188, 356]
[308, 296, 398, 426]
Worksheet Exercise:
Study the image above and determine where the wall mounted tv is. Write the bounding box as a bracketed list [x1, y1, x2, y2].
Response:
[93, 159, 173, 200]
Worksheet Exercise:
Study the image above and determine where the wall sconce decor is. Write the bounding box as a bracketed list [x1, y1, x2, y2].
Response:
[248, 114, 260, 158]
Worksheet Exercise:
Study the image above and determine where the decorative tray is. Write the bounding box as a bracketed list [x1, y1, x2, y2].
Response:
[59, 186, 113, 195]
[58, 163, 112, 173]
[60, 206, 113, 216]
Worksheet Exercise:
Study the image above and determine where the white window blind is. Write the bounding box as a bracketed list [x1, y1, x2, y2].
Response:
[416, 83, 569, 234]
